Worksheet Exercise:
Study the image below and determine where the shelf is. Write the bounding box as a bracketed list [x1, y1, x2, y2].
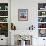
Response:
[38, 15, 46, 17]
[38, 22, 46, 23]
[0, 16, 8, 17]
[38, 28, 46, 29]
[0, 22, 8, 23]
[0, 3, 8, 37]
[0, 10, 8, 11]
[38, 10, 46, 11]
[38, 3, 46, 37]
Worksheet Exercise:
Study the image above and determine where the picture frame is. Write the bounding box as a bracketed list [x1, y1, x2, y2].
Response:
[18, 9, 28, 21]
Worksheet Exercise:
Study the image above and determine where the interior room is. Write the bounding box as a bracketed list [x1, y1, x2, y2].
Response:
[0, 0, 46, 46]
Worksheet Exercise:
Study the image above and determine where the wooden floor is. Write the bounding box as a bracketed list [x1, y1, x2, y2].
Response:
[0, 45, 8, 46]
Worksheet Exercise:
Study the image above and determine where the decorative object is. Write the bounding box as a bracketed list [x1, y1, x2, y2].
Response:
[5, 6, 8, 10]
[29, 25, 35, 30]
[38, 23, 46, 28]
[39, 29, 46, 37]
[38, 3, 46, 37]
[0, 6, 1, 10]
[18, 9, 28, 21]
[21, 40, 25, 46]
[38, 17, 46, 22]
[38, 3, 46, 10]
[15, 35, 32, 46]
[0, 17, 8, 22]
[11, 23, 16, 30]
[0, 11, 8, 16]
[0, 23, 8, 37]
[0, 3, 8, 37]
[42, 12, 45, 15]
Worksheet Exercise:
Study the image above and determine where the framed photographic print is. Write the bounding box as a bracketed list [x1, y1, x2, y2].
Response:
[18, 9, 28, 21]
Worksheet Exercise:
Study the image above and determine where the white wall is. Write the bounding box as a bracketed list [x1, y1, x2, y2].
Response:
[11, 0, 46, 46]
[11, 0, 38, 30]
[0, 0, 46, 46]
[11, 0, 46, 30]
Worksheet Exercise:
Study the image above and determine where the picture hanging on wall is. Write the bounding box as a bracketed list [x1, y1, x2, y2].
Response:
[18, 9, 28, 21]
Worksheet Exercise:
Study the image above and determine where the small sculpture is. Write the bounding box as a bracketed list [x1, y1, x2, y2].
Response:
[29, 25, 35, 30]
[11, 23, 16, 30]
